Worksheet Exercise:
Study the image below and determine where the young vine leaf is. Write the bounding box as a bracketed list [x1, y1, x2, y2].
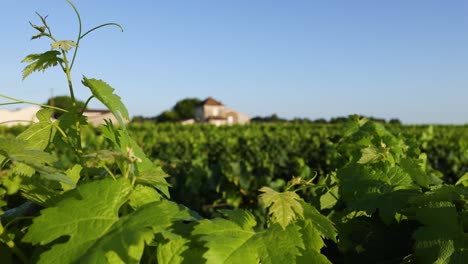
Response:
[51, 40, 77, 52]
[259, 187, 304, 229]
[21, 51, 64, 80]
[81, 77, 129, 127]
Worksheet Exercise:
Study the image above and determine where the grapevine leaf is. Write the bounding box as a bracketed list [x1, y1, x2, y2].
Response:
[61, 164, 82, 191]
[413, 201, 468, 263]
[8, 109, 57, 177]
[259, 187, 304, 229]
[296, 221, 332, 264]
[23, 178, 196, 264]
[19, 177, 61, 206]
[320, 185, 339, 210]
[103, 122, 170, 197]
[258, 224, 304, 264]
[83, 150, 128, 167]
[79, 200, 196, 263]
[136, 168, 170, 193]
[0, 138, 73, 186]
[30, 23, 46, 33]
[338, 165, 419, 224]
[455, 172, 468, 187]
[400, 157, 431, 188]
[125, 137, 170, 197]
[219, 209, 257, 230]
[357, 146, 382, 164]
[302, 202, 337, 242]
[51, 40, 76, 52]
[53, 112, 88, 154]
[0, 138, 56, 166]
[17, 109, 56, 151]
[193, 219, 303, 264]
[128, 184, 161, 209]
[21, 51, 63, 80]
[157, 237, 189, 264]
[81, 76, 129, 127]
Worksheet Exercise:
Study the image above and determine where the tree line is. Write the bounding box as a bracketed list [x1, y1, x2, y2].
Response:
[46, 96, 401, 124]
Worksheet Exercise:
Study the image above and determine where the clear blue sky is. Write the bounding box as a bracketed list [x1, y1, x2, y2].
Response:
[1, 0, 468, 124]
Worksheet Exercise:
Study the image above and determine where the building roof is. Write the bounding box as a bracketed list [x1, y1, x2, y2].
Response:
[199, 97, 223, 106]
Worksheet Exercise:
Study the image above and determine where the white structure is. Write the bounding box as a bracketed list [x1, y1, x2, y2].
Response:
[0, 106, 126, 127]
[82, 109, 129, 126]
[194, 97, 250, 125]
[0, 106, 41, 127]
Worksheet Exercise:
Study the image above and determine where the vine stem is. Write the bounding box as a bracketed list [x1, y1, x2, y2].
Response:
[0, 93, 67, 113]
[61, 51, 84, 158]
[66, 0, 123, 70]
[9, 241, 29, 264]
[81, 95, 95, 114]
[66, 0, 82, 71]
[0, 224, 29, 263]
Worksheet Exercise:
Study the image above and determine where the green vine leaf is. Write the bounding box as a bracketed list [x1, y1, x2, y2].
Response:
[413, 201, 468, 263]
[296, 221, 332, 264]
[21, 51, 64, 80]
[259, 187, 304, 229]
[357, 145, 382, 164]
[30, 23, 46, 33]
[193, 216, 304, 264]
[0, 138, 56, 167]
[17, 109, 56, 151]
[81, 76, 129, 127]
[301, 202, 337, 242]
[0, 137, 74, 186]
[102, 122, 170, 197]
[157, 237, 190, 264]
[23, 178, 196, 264]
[51, 40, 77, 52]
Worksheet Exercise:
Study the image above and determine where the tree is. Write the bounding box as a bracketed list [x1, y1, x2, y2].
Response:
[153, 97, 202, 123]
[172, 98, 201, 120]
[389, 118, 402, 125]
[155, 110, 179, 122]
[46, 95, 85, 118]
[251, 114, 287, 123]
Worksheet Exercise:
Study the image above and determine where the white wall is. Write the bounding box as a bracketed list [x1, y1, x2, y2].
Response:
[0, 106, 41, 127]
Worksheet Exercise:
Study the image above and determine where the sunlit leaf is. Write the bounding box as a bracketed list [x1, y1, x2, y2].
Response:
[51, 40, 77, 52]
[259, 187, 304, 229]
[21, 51, 63, 80]
[81, 76, 129, 127]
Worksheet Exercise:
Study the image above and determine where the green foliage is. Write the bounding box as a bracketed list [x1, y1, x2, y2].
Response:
[0, 1, 467, 263]
[172, 98, 201, 120]
[155, 110, 179, 123]
[152, 97, 202, 123]
[24, 178, 197, 263]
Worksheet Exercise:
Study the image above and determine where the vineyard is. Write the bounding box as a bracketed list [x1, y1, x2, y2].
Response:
[1, 1, 468, 263]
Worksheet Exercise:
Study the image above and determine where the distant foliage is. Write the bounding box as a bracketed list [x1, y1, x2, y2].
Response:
[46, 95, 85, 118]
[141, 97, 202, 123]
